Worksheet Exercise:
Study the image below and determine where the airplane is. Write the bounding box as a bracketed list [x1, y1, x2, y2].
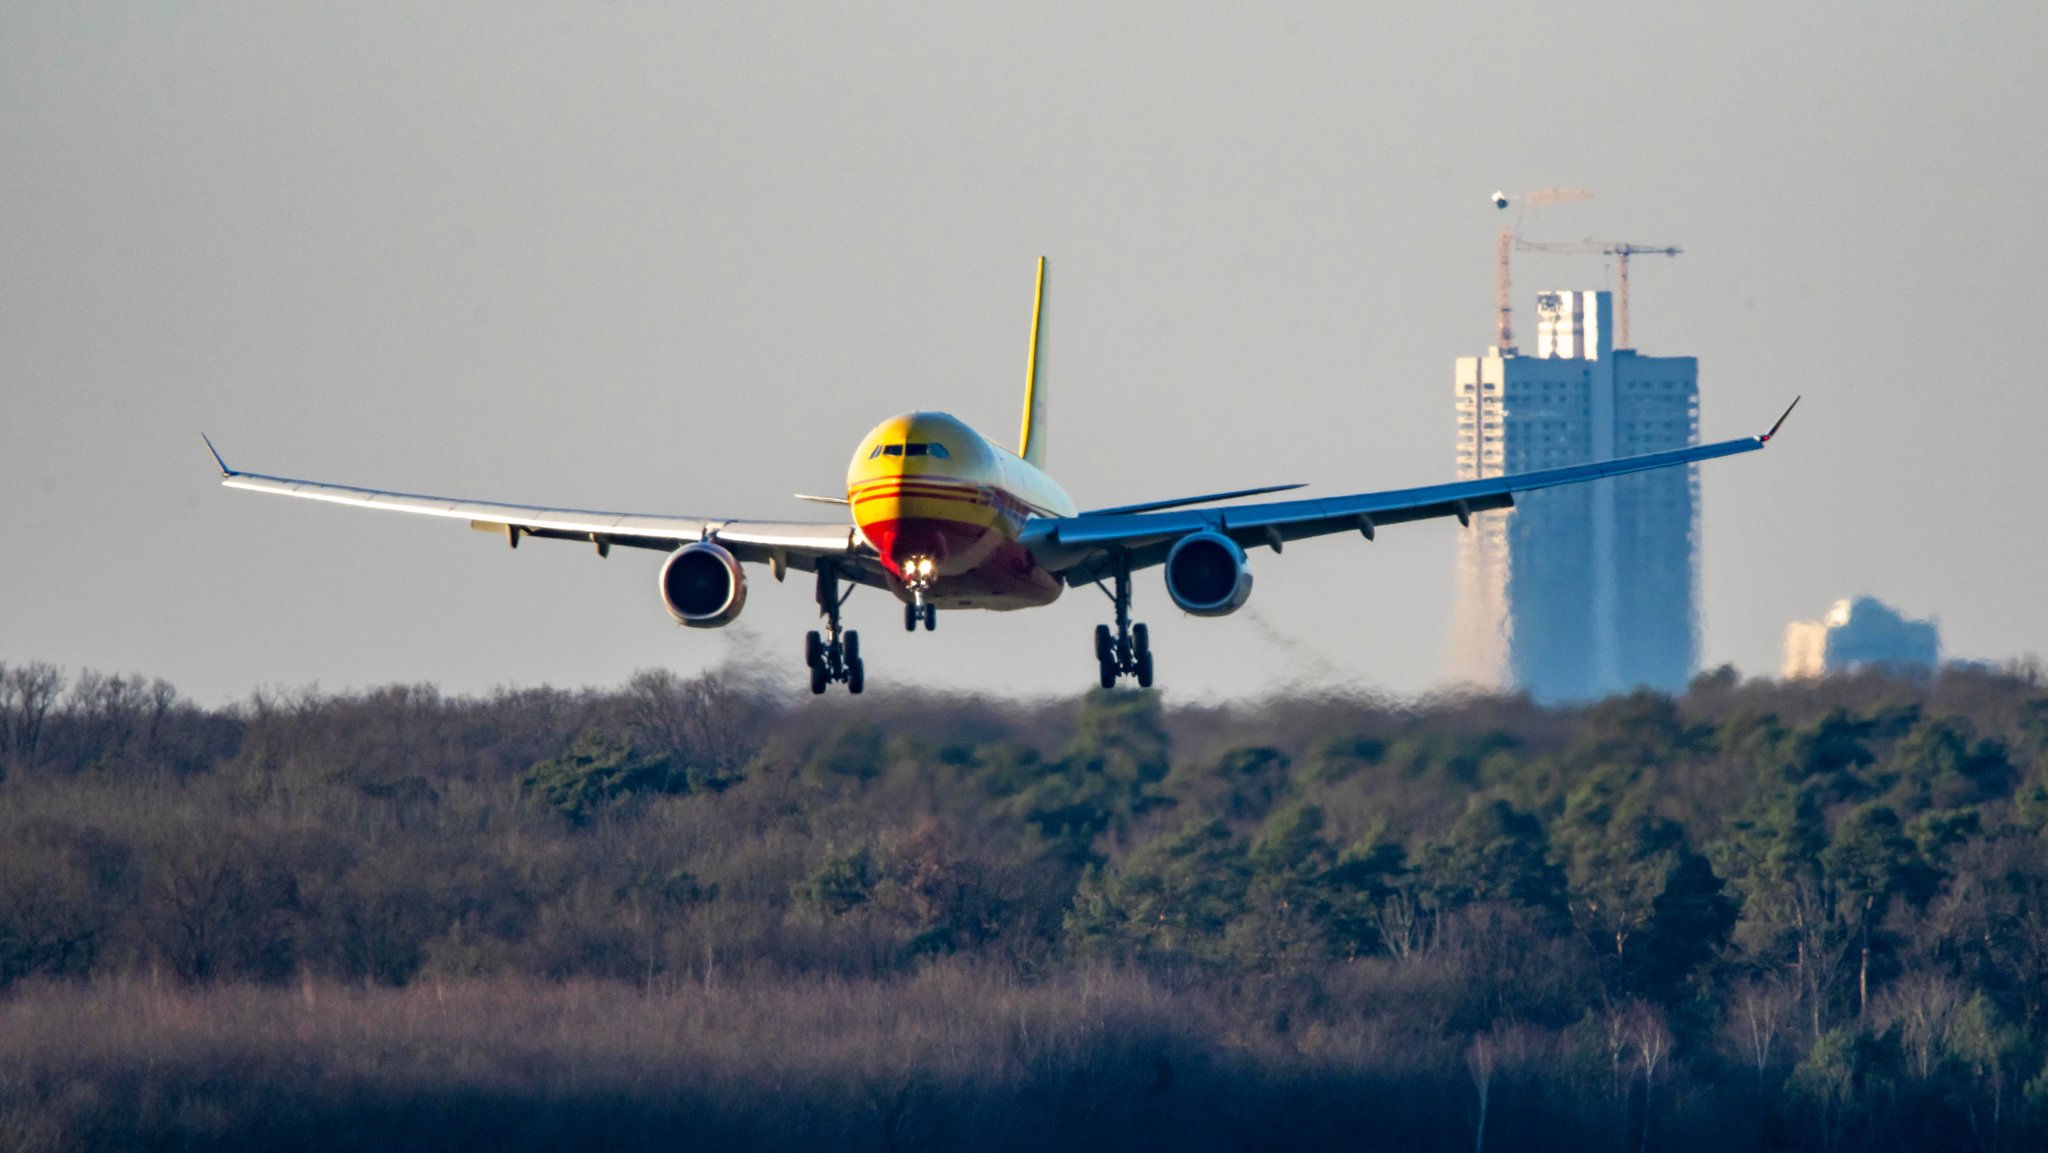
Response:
[205, 258, 1797, 695]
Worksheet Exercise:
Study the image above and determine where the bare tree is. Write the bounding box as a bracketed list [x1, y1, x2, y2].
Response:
[149, 826, 296, 982]
[1466, 1031, 1497, 1153]
[623, 669, 764, 791]
[0, 661, 63, 771]
[1370, 890, 1436, 960]
[1630, 1002, 1672, 1153]
[1879, 969, 1964, 1081]
[1723, 977, 1794, 1086]
[1786, 874, 1855, 1039]
[63, 669, 153, 771]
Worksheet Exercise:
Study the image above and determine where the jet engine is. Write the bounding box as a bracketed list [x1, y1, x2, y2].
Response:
[1164, 531, 1253, 617]
[659, 542, 748, 627]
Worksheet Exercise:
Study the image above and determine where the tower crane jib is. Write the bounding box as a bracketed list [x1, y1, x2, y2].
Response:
[1512, 237, 1682, 349]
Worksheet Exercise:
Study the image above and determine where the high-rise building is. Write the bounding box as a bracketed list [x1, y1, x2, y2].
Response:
[1448, 290, 1700, 701]
[1783, 597, 1939, 679]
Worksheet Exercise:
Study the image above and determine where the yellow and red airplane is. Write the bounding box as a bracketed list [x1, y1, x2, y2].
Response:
[207, 259, 1796, 694]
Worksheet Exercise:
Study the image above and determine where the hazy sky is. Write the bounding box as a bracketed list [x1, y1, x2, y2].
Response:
[4, 2, 2044, 705]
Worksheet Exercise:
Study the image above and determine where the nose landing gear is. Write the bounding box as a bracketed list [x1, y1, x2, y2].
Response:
[1091, 555, 1153, 688]
[805, 563, 863, 694]
[901, 555, 938, 633]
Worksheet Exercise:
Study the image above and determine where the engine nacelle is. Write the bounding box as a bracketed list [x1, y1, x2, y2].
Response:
[1164, 531, 1253, 617]
[659, 542, 747, 628]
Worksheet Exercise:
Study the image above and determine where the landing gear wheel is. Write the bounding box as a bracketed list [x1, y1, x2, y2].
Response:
[905, 602, 919, 632]
[922, 603, 937, 631]
[1090, 554, 1156, 689]
[810, 563, 868, 694]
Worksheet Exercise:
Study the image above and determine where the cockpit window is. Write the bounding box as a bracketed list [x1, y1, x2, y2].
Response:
[871, 442, 948, 460]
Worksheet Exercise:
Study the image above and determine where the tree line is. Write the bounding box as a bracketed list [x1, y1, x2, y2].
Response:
[1, 656, 2046, 1151]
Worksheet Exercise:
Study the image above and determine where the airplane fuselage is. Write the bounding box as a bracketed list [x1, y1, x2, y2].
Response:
[846, 412, 1073, 610]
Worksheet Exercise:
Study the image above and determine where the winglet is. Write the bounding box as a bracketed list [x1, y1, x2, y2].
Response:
[200, 432, 235, 477]
[1759, 396, 1801, 444]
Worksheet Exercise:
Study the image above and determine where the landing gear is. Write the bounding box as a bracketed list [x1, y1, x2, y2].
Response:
[903, 563, 937, 632]
[1091, 554, 1154, 688]
[806, 563, 863, 694]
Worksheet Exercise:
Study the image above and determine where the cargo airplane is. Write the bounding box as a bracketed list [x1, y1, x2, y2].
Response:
[207, 259, 1796, 694]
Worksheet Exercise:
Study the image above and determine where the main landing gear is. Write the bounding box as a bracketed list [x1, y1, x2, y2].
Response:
[1092, 555, 1153, 689]
[806, 563, 863, 695]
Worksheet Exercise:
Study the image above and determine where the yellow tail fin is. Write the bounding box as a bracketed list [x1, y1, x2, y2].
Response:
[1018, 256, 1048, 468]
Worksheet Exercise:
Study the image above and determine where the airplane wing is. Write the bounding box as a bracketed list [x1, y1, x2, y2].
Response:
[204, 439, 882, 582]
[1027, 400, 1797, 584]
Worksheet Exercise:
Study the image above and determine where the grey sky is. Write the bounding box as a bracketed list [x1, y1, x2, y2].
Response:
[4, 2, 2043, 705]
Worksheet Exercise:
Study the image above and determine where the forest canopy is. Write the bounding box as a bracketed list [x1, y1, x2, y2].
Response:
[2, 657, 2047, 1152]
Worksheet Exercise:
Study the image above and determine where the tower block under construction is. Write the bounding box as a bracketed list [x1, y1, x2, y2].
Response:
[1449, 290, 1700, 701]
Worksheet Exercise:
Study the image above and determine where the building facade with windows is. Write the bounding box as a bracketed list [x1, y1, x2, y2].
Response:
[1448, 290, 1701, 701]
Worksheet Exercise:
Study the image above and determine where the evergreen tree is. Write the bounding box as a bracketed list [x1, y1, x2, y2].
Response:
[521, 732, 678, 824]
[1227, 802, 1336, 974]
[1716, 784, 1841, 1036]
[1556, 765, 1734, 997]
[1064, 818, 1249, 967]
[1009, 690, 1174, 863]
[1822, 804, 1922, 1019]
[1419, 797, 1566, 919]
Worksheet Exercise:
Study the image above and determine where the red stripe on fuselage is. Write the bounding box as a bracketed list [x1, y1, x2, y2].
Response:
[858, 516, 1062, 608]
[851, 476, 1056, 607]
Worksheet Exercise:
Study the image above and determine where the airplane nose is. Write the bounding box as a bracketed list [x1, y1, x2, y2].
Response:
[885, 524, 950, 571]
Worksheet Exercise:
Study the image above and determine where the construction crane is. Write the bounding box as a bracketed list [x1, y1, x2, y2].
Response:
[1489, 188, 1593, 349]
[1513, 238, 1682, 349]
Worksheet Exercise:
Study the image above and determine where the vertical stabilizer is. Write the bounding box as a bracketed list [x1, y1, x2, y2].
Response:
[1018, 257, 1048, 468]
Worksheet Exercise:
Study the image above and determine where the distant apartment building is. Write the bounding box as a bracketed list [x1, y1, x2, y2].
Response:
[1448, 290, 1701, 702]
[1783, 597, 1940, 678]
